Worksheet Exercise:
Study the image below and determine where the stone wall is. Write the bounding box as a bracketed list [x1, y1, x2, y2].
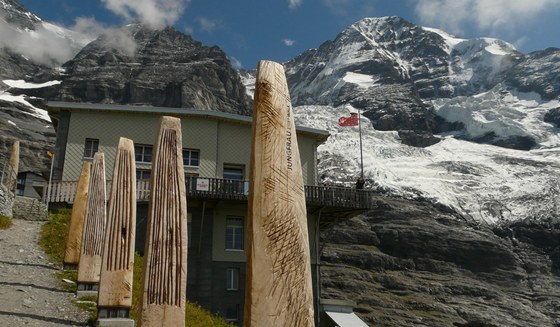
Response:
[12, 196, 47, 221]
[0, 184, 15, 218]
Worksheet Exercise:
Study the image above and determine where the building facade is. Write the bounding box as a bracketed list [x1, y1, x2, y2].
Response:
[48, 102, 340, 324]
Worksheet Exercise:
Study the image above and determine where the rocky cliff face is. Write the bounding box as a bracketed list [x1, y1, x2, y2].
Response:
[50, 24, 252, 115]
[320, 195, 560, 326]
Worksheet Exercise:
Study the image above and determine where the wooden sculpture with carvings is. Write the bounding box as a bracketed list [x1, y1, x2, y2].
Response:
[98, 137, 136, 318]
[63, 162, 91, 270]
[139, 116, 187, 327]
[244, 60, 315, 326]
[3, 140, 19, 192]
[77, 152, 107, 293]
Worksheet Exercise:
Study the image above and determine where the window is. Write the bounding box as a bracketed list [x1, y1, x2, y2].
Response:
[225, 217, 244, 250]
[84, 139, 99, 158]
[134, 145, 152, 163]
[225, 304, 239, 322]
[136, 170, 151, 181]
[16, 176, 25, 196]
[223, 165, 244, 180]
[183, 149, 199, 167]
[226, 268, 239, 291]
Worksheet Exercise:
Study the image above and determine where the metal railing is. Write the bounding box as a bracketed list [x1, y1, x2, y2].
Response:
[44, 176, 374, 209]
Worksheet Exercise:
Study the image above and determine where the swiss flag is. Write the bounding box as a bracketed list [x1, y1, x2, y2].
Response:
[338, 113, 359, 126]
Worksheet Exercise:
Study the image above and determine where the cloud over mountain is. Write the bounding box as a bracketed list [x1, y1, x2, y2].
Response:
[101, 0, 189, 28]
[415, 0, 560, 35]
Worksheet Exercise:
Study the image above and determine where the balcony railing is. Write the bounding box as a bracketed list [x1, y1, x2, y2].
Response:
[44, 177, 373, 210]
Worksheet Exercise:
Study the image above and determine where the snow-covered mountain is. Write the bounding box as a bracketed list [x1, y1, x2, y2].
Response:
[274, 17, 560, 225]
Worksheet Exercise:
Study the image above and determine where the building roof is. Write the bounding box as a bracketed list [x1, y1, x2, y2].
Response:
[47, 101, 330, 143]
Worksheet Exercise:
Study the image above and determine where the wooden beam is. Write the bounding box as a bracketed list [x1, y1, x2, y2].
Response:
[244, 60, 315, 326]
[98, 137, 136, 313]
[63, 162, 91, 270]
[77, 152, 107, 291]
[139, 116, 187, 327]
[3, 140, 19, 192]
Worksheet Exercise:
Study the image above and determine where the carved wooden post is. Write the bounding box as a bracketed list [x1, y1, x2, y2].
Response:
[98, 138, 136, 324]
[244, 60, 315, 326]
[3, 140, 19, 192]
[77, 152, 107, 297]
[139, 116, 187, 327]
[64, 162, 91, 270]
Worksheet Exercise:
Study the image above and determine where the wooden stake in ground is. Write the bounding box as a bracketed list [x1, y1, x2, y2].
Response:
[139, 116, 187, 327]
[77, 152, 107, 293]
[98, 138, 136, 317]
[63, 162, 91, 270]
[244, 60, 315, 326]
[3, 140, 19, 192]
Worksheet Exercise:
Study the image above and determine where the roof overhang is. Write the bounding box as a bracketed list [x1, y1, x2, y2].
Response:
[324, 311, 369, 327]
[47, 101, 330, 144]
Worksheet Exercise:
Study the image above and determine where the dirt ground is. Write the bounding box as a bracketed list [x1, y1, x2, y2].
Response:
[0, 219, 89, 326]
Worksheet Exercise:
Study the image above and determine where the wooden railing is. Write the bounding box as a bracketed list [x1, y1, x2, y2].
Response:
[44, 177, 373, 209]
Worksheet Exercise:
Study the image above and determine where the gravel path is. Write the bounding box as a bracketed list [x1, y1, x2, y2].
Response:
[0, 219, 89, 326]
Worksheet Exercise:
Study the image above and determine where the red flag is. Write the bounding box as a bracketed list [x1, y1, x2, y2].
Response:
[338, 113, 359, 126]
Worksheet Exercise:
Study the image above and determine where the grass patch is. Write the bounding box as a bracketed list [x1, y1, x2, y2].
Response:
[73, 295, 98, 325]
[0, 214, 12, 229]
[56, 270, 78, 292]
[39, 209, 72, 264]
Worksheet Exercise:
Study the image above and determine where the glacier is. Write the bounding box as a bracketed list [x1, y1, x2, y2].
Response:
[294, 103, 560, 225]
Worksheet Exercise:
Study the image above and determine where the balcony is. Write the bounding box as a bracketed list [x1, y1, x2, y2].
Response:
[44, 176, 374, 210]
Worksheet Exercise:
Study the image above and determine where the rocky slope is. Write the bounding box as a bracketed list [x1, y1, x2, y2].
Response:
[320, 196, 560, 326]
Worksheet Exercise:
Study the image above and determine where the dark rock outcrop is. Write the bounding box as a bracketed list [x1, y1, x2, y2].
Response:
[320, 195, 560, 326]
[0, 100, 54, 174]
[544, 107, 560, 127]
[505, 48, 560, 101]
[50, 24, 252, 115]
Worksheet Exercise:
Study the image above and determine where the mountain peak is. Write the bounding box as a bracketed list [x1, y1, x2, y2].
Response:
[55, 23, 251, 114]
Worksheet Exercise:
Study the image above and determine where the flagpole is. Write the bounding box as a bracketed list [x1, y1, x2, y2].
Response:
[358, 108, 364, 179]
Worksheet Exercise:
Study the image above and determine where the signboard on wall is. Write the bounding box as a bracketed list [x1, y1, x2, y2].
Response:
[196, 178, 210, 191]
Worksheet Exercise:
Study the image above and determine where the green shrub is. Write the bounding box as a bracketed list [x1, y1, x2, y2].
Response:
[39, 209, 72, 264]
[0, 214, 12, 229]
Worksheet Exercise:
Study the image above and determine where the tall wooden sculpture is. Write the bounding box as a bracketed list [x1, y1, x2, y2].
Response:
[244, 60, 315, 326]
[98, 138, 136, 322]
[77, 152, 107, 296]
[3, 140, 19, 191]
[63, 162, 91, 270]
[139, 116, 187, 327]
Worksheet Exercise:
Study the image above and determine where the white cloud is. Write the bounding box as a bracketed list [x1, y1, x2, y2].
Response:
[183, 23, 193, 35]
[229, 56, 242, 69]
[415, 0, 560, 35]
[197, 17, 219, 32]
[101, 0, 189, 29]
[0, 14, 76, 66]
[0, 14, 139, 67]
[289, 0, 302, 9]
[283, 38, 296, 46]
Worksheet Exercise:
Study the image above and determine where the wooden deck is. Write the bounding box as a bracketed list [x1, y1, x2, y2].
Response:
[44, 177, 374, 210]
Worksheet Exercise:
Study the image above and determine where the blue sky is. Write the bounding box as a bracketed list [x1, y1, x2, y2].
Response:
[18, 0, 560, 69]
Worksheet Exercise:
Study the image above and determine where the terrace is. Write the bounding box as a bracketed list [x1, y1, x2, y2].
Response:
[44, 176, 375, 214]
